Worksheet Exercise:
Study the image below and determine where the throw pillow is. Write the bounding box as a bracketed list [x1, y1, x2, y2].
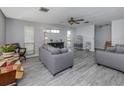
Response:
[47, 47, 60, 55]
[0, 65, 13, 73]
[42, 44, 48, 49]
[5, 65, 13, 72]
[60, 48, 68, 53]
[1, 62, 7, 67]
[6, 60, 15, 66]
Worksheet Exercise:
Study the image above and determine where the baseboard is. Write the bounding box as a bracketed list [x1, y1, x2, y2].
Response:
[26, 54, 39, 58]
[95, 48, 105, 51]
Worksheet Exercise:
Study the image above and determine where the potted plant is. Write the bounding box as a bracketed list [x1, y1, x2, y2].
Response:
[0, 44, 16, 58]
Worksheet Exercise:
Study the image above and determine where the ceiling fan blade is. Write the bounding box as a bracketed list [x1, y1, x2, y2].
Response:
[76, 22, 80, 24]
[68, 20, 71, 23]
[84, 21, 89, 23]
[73, 21, 80, 24]
[76, 19, 84, 21]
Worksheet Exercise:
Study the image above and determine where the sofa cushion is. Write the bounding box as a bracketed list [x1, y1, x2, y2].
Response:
[106, 47, 116, 52]
[47, 47, 60, 55]
[42, 45, 69, 55]
[60, 48, 68, 53]
[115, 44, 124, 53]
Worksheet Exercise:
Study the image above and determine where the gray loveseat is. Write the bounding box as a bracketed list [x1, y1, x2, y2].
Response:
[39, 45, 74, 75]
[96, 44, 124, 72]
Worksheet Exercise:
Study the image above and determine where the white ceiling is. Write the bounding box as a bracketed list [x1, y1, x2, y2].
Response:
[1, 7, 124, 27]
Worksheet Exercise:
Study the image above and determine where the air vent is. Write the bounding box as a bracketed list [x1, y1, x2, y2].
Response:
[40, 7, 49, 12]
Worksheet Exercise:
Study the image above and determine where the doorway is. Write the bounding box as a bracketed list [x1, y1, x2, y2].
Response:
[95, 24, 111, 50]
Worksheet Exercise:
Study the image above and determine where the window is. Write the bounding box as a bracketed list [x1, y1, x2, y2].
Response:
[44, 29, 60, 33]
[43, 29, 61, 44]
[56, 30, 60, 33]
[24, 26, 35, 55]
[67, 31, 72, 48]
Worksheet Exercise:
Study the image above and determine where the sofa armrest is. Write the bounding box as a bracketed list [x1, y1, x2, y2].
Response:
[52, 51, 73, 68]
[95, 50, 124, 71]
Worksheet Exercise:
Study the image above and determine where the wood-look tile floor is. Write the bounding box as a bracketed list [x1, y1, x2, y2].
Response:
[18, 50, 124, 86]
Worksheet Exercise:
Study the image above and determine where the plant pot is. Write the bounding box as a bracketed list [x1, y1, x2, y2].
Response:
[2, 52, 15, 58]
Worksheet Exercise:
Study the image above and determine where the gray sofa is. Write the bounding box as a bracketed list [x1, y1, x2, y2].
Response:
[96, 44, 124, 72]
[39, 45, 74, 75]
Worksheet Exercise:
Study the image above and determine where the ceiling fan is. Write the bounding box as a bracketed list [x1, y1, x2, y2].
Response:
[68, 17, 84, 25]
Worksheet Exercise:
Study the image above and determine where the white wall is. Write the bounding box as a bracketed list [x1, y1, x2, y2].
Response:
[6, 18, 75, 56]
[0, 10, 5, 44]
[112, 19, 124, 46]
[76, 25, 95, 51]
[95, 25, 111, 49]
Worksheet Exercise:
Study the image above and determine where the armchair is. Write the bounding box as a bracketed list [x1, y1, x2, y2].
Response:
[12, 43, 26, 61]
